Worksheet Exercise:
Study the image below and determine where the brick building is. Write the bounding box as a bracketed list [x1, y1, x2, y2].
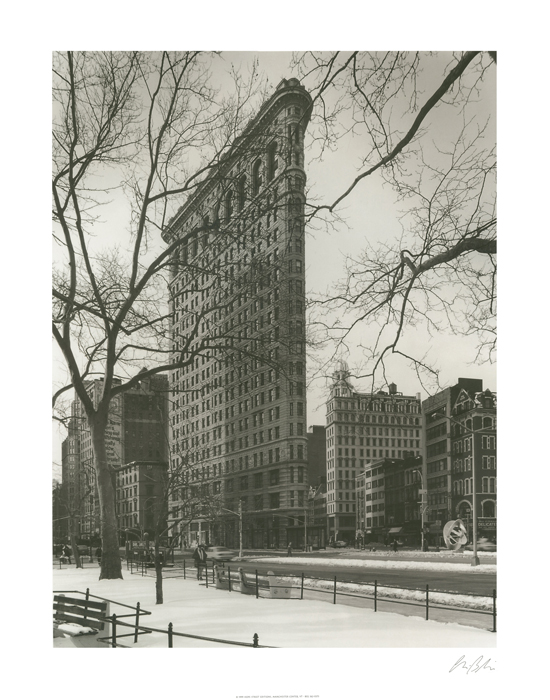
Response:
[114, 460, 168, 543]
[449, 387, 497, 542]
[62, 374, 169, 542]
[422, 378, 496, 544]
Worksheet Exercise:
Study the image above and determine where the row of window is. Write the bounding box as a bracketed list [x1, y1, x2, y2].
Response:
[331, 413, 420, 425]
[330, 399, 420, 414]
[452, 477, 497, 495]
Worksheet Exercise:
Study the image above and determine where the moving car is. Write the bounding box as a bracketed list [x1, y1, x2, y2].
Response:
[330, 540, 347, 548]
[204, 546, 237, 562]
[465, 537, 497, 552]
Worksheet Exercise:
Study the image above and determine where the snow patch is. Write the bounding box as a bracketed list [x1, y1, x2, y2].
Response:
[249, 556, 496, 573]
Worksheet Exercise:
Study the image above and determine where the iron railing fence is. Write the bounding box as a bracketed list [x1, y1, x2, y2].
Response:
[53, 588, 153, 644]
[128, 558, 496, 633]
[105, 615, 275, 648]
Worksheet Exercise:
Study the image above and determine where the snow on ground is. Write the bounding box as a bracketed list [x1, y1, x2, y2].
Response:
[276, 575, 493, 610]
[248, 555, 496, 573]
[52, 564, 496, 648]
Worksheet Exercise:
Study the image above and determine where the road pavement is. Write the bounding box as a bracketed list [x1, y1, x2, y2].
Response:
[167, 548, 496, 597]
[233, 560, 496, 597]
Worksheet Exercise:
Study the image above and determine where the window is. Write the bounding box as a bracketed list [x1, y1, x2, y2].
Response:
[253, 159, 263, 196]
[269, 492, 280, 509]
[224, 189, 233, 222]
[270, 469, 279, 486]
[237, 175, 246, 211]
[267, 141, 278, 181]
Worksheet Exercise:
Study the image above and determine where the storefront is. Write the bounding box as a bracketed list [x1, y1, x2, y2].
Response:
[477, 517, 497, 543]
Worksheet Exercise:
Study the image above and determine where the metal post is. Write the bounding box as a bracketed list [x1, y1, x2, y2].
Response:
[239, 500, 243, 559]
[256, 570, 259, 599]
[228, 566, 232, 592]
[471, 426, 480, 566]
[374, 580, 377, 612]
[168, 622, 173, 648]
[205, 565, 209, 588]
[183, 559, 186, 579]
[134, 602, 140, 643]
[492, 589, 497, 633]
[253, 633, 259, 648]
[111, 614, 117, 647]
[425, 584, 429, 620]
[333, 575, 337, 604]
[301, 573, 304, 600]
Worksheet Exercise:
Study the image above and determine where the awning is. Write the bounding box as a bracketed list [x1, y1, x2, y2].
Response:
[388, 527, 402, 534]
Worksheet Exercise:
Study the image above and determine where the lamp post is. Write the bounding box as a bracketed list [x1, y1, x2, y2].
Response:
[413, 468, 428, 551]
[220, 500, 243, 558]
[431, 409, 481, 566]
[306, 485, 322, 550]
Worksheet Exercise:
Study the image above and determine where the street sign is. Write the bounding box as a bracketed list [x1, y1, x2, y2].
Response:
[419, 489, 427, 495]
[477, 517, 497, 530]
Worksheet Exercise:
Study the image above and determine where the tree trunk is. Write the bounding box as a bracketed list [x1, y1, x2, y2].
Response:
[154, 537, 163, 604]
[69, 517, 82, 568]
[89, 411, 122, 579]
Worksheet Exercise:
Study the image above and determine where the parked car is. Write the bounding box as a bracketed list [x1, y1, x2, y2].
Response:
[465, 538, 496, 552]
[77, 545, 90, 555]
[204, 546, 237, 562]
[330, 540, 347, 548]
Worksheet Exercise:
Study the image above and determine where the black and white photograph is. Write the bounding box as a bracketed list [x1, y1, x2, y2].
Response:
[6, 4, 543, 698]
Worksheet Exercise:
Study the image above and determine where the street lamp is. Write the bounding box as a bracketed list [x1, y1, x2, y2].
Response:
[306, 485, 323, 551]
[412, 468, 428, 552]
[431, 408, 482, 566]
[220, 500, 243, 558]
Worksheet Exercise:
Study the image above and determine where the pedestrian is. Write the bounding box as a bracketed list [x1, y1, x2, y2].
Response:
[63, 545, 72, 564]
[193, 543, 207, 580]
[287, 542, 292, 557]
[392, 539, 398, 553]
[95, 546, 102, 565]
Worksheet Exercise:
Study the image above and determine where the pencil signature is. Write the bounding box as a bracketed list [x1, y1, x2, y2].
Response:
[449, 655, 496, 674]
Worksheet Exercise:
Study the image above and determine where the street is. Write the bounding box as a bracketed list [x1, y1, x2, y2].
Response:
[234, 560, 496, 597]
[169, 549, 496, 597]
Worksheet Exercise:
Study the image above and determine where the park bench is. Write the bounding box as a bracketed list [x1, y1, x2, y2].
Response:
[53, 593, 110, 638]
[213, 566, 293, 599]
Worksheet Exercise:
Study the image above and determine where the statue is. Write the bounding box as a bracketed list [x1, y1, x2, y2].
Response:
[443, 519, 468, 550]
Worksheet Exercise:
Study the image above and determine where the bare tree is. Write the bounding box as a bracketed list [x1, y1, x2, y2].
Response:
[52, 479, 96, 569]
[52, 51, 284, 579]
[293, 51, 496, 389]
[135, 454, 225, 604]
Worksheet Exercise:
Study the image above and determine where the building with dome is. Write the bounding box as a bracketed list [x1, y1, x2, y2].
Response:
[326, 362, 423, 544]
